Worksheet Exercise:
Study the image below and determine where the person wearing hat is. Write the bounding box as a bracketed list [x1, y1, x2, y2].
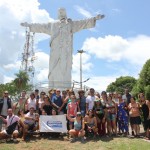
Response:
[67, 112, 85, 142]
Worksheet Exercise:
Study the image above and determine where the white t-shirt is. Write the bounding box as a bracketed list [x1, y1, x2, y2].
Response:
[122, 95, 127, 103]
[86, 95, 95, 110]
[27, 98, 36, 110]
[6, 115, 20, 129]
[24, 112, 35, 125]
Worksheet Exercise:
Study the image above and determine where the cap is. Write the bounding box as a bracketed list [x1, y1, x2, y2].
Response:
[4, 91, 9, 94]
[29, 106, 35, 110]
[77, 112, 81, 115]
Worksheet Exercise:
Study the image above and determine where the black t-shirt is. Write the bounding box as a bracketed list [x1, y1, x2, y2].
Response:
[141, 103, 149, 120]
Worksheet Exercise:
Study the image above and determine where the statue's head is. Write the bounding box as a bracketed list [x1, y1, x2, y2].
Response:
[58, 8, 67, 20]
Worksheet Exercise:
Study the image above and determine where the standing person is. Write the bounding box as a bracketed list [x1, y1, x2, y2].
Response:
[25, 93, 37, 113]
[0, 91, 12, 119]
[52, 89, 64, 114]
[106, 95, 117, 136]
[0, 90, 13, 131]
[67, 94, 80, 129]
[34, 89, 40, 101]
[0, 109, 21, 142]
[51, 88, 56, 100]
[86, 88, 95, 114]
[122, 89, 132, 105]
[13, 96, 26, 116]
[101, 91, 107, 106]
[117, 94, 128, 136]
[37, 92, 45, 115]
[94, 98, 106, 136]
[41, 95, 58, 115]
[78, 90, 86, 117]
[128, 97, 141, 137]
[61, 90, 68, 114]
[139, 93, 150, 139]
[21, 90, 28, 103]
[113, 92, 119, 105]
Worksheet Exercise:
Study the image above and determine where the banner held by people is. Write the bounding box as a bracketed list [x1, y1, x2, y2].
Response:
[39, 115, 67, 133]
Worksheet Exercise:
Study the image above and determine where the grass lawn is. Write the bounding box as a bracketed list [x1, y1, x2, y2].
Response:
[0, 136, 150, 150]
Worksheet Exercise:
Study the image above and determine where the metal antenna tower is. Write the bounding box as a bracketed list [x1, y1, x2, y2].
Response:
[21, 27, 36, 83]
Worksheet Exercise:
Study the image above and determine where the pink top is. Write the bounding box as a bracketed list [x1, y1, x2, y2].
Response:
[68, 102, 78, 116]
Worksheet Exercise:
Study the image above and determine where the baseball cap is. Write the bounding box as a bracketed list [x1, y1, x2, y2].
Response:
[77, 112, 81, 115]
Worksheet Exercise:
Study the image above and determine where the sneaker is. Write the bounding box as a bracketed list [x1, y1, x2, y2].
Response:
[13, 138, 18, 143]
[6, 138, 11, 142]
[81, 137, 85, 143]
[70, 137, 76, 143]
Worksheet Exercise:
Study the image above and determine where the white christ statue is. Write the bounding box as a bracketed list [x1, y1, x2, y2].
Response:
[21, 8, 104, 89]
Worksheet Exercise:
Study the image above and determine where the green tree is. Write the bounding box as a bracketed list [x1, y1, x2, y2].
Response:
[106, 76, 137, 94]
[132, 59, 150, 97]
[13, 70, 30, 93]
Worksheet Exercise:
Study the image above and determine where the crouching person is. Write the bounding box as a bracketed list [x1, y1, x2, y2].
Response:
[67, 112, 85, 142]
[0, 108, 21, 142]
[22, 107, 39, 140]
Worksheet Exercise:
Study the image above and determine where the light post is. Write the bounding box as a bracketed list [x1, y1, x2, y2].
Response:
[77, 50, 85, 89]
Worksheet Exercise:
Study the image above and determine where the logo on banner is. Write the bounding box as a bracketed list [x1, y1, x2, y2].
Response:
[47, 121, 62, 128]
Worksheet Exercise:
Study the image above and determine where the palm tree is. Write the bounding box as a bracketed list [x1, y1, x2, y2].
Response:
[13, 70, 30, 93]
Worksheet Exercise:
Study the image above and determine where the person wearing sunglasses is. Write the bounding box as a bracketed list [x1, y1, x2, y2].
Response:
[68, 112, 85, 142]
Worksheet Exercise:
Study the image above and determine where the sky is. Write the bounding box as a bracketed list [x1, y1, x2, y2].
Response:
[0, 0, 150, 91]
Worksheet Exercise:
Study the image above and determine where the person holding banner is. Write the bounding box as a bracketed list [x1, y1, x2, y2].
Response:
[68, 112, 85, 142]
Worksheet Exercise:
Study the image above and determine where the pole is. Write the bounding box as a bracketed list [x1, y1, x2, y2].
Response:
[80, 52, 82, 89]
[77, 50, 85, 89]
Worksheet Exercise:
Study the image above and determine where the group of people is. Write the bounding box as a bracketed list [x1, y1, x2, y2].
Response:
[0, 88, 150, 143]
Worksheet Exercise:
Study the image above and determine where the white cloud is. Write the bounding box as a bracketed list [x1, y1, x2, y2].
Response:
[72, 52, 93, 73]
[4, 76, 14, 84]
[0, 0, 52, 65]
[82, 35, 129, 61]
[74, 5, 93, 18]
[3, 61, 20, 71]
[82, 35, 150, 67]
[35, 68, 49, 82]
[0, 0, 53, 83]
[112, 8, 121, 13]
[34, 52, 49, 69]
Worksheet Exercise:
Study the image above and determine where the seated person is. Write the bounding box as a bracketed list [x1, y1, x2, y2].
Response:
[0, 108, 21, 142]
[84, 109, 98, 137]
[22, 107, 39, 140]
[68, 112, 85, 142]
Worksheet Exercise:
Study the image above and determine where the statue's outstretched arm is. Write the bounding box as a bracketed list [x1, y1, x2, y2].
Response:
[72, 14, 105, 33]
[95, 14, 105, 20]
[20, 22, 51, 35]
